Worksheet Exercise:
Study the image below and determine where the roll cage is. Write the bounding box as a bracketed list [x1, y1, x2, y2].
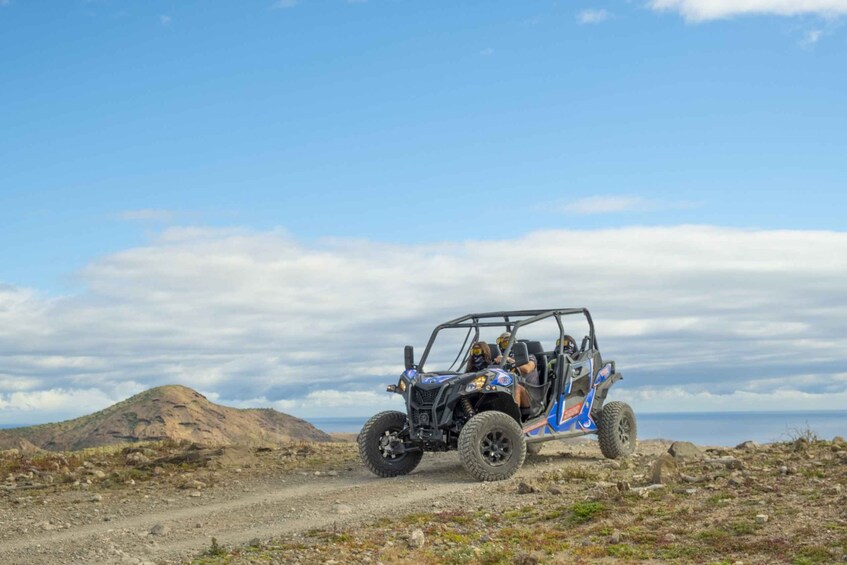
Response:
[416, 309, 597, 373]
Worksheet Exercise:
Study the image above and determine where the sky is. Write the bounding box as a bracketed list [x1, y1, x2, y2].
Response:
[1, 0, 846, 424]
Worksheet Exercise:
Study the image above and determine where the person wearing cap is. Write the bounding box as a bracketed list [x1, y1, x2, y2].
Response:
[465, 341, 492, 373]
[493, 332, 538, 410]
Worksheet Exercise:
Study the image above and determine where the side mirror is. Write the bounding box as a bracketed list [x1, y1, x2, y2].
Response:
[404, 345, 415, 371]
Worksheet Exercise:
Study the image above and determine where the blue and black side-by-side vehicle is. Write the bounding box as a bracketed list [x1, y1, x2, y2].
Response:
[358, 309, 637, 481]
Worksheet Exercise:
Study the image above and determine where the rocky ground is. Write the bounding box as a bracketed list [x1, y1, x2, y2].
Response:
[1, 433, 846, 564]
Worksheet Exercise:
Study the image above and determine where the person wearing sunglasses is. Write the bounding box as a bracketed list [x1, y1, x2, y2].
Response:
[493, 332, 538, 411]
[546, 334, 578, 373]
[465, 341, 493, 372]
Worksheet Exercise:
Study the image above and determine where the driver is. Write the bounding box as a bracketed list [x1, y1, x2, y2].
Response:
[494, 332, 538, 410]
[465, 341, 492, 373]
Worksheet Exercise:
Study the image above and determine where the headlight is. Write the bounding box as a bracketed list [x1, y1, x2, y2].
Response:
[465, 376, 487, 392]
[398, 379, 407, 392]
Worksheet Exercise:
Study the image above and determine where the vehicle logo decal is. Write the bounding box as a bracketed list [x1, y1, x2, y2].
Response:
[562, 403, 582, 420]
[522, 420, 547, 433]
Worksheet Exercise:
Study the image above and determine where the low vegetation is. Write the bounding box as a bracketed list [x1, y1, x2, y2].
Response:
[188, 435, 847, 564]
[1, 438, 358, 494]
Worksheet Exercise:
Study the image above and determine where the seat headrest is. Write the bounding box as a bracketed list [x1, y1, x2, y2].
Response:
[489, 343, 501, 359]
[526, 341, 544, 355]
[511, 342, 529, 366]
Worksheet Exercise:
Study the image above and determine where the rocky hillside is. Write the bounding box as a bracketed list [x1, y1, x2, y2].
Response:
[0, 385, 330, 451]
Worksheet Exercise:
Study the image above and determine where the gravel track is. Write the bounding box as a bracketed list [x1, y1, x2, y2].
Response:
[1, 444, 610, 565]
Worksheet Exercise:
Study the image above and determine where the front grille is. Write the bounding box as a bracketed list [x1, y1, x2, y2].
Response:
[415, 388, 438, 405]
[410, 408, 426, 426]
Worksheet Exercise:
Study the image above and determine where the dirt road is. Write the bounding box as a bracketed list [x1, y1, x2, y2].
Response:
[0, 442, 629, 565]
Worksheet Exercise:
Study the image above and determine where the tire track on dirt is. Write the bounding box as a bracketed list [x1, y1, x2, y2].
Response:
[0, 454, 480, 564]
[1, 445, 605, 564]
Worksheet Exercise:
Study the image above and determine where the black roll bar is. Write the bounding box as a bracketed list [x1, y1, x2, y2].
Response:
[417, 309, 596, 370]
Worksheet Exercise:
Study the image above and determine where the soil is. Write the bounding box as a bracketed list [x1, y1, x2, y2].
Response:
[1, 436, 845, 564]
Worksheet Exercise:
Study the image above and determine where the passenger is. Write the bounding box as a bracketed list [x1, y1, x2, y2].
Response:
[465, 341, 492, 373]
[494, 332, 538, 411]
[547, 334, 578, 373]
[557, 335, 577, 357]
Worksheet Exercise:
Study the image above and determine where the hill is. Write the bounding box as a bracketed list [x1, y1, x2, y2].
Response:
[0, 385, 330, 451]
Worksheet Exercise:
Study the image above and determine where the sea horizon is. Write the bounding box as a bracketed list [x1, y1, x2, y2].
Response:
[306, 410, 847, 446]
[3, 409, 845, 447]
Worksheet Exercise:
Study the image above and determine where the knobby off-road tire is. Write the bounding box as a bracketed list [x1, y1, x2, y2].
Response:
[358, 411, 422, 477]
[458, 411, 526, 481]
[597, 401, 637, 459]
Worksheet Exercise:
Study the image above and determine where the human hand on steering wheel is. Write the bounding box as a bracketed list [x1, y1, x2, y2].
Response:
[495, 355, 517, 371]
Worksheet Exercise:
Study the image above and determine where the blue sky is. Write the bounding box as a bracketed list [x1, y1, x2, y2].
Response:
[1, 1, 846, 423]
[3, 1, 846, 288]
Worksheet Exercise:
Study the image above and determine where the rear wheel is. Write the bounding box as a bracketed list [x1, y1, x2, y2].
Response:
[597, 401, 637, 459]
[358, 411, 422, 477]
[458, 411, 526, 481]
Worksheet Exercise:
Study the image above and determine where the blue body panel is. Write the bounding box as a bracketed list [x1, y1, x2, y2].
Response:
[524, 360, 614, 439]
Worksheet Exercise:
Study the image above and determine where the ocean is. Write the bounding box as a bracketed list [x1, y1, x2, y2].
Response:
[4, 411, 844, 447]
[307, 410, 847, 446]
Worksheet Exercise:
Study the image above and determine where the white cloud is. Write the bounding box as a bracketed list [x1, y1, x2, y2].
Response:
[272, 0, 299, 8]
[0, 388, 133, 423]
[480, 47, 495, 56]
[159, 15, 172, 26]
[562, 196, 650, 214]
[800, 28, 824, 45]
[648, 0, 847, 22]
[1, 225, 846, 422]
[578, 9, 612, 24]
[557, 195, 694, 215]
[116, 209, 175, 222]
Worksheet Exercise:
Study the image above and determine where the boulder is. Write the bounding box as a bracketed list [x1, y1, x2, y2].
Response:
[125, 452, 149, 466]
[793, 438, 809, 452]
[706, 456, 744, 470]
[735, 441, 758, 451]
[668, 442, 702, 460]
[651, 454, 679, 485]
[516, 482, 537, 494]
[408, 528, 425, 549]
[149, 524, 169, 536]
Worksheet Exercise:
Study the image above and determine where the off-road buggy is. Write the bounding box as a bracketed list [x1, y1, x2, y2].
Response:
[359, 309, 636, 481]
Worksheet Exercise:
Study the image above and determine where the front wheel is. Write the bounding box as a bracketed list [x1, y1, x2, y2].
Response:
[597, 401, 637, 459]
[358, 411, 423, 477]
[458, 411, 526, 481]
